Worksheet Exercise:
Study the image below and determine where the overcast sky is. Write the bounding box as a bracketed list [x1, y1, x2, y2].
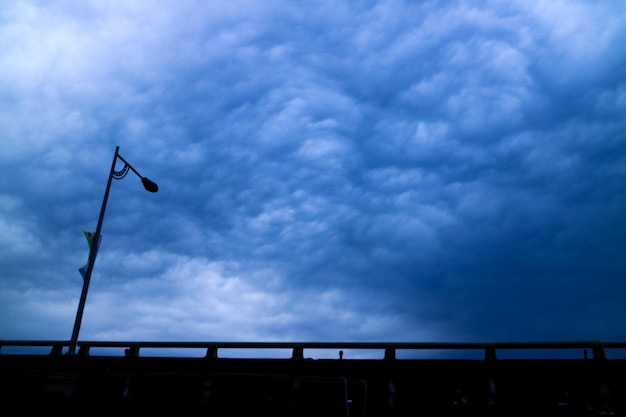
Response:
[1, 0, 626, 357]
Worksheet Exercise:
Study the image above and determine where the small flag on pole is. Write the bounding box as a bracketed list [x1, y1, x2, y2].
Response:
[79, 229, 101, 280]
[83, 229, 96, 250]
[79, 264, 88, 280]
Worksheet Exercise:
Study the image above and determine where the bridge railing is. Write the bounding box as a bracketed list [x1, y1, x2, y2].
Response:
[2, 340, 626, 414]
[2, 340, 625, 360]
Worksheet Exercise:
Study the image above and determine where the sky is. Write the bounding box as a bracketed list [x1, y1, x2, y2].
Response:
[1, 0, 626, 356]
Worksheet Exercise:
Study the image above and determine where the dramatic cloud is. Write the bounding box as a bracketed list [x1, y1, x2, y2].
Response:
[2, 0, 626, 355]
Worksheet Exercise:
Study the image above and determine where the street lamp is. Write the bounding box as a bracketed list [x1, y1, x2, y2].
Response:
[68, 146, 158, 356]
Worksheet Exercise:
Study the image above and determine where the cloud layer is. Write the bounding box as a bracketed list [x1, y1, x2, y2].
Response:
[2, 0, 626, 350]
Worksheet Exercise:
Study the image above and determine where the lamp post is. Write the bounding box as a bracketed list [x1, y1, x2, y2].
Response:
[68, 146, 158, 356]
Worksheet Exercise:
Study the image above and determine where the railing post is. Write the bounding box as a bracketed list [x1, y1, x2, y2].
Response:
[592, 343, 606, 360]
[124, 344, 140, 357]
[49, 343, 64, 357]
[77, 343, 91, 357]
[205, 344, 218, 359]
[292, 344, 304, 360]
[484, 345, 497, 361]
[384, 344, 396, 360]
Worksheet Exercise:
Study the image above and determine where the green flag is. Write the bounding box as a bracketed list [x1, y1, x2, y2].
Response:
[83, 229, 95, 250]
[79, 229, 101, 280]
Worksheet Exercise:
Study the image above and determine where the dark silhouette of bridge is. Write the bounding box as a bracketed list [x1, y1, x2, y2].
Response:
[2, 340, 625, 415]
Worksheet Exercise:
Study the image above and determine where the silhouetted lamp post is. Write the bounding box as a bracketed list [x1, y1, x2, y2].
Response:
[68, 146, 158, 356]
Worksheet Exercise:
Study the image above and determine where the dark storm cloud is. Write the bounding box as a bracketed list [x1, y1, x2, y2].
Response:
[1, 0, 625, 346]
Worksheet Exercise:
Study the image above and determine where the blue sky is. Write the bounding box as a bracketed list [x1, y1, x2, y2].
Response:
[1, 0, 626, 351]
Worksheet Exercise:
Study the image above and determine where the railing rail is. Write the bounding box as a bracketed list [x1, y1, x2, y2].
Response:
[2, 340, 625, 360]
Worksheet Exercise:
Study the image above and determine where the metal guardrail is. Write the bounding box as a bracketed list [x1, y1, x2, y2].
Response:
[2, 340, 625, 359]
[2, 340, 626, 415]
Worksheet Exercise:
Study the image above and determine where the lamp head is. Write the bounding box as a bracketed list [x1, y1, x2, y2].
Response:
[141, 177, 159, 193]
